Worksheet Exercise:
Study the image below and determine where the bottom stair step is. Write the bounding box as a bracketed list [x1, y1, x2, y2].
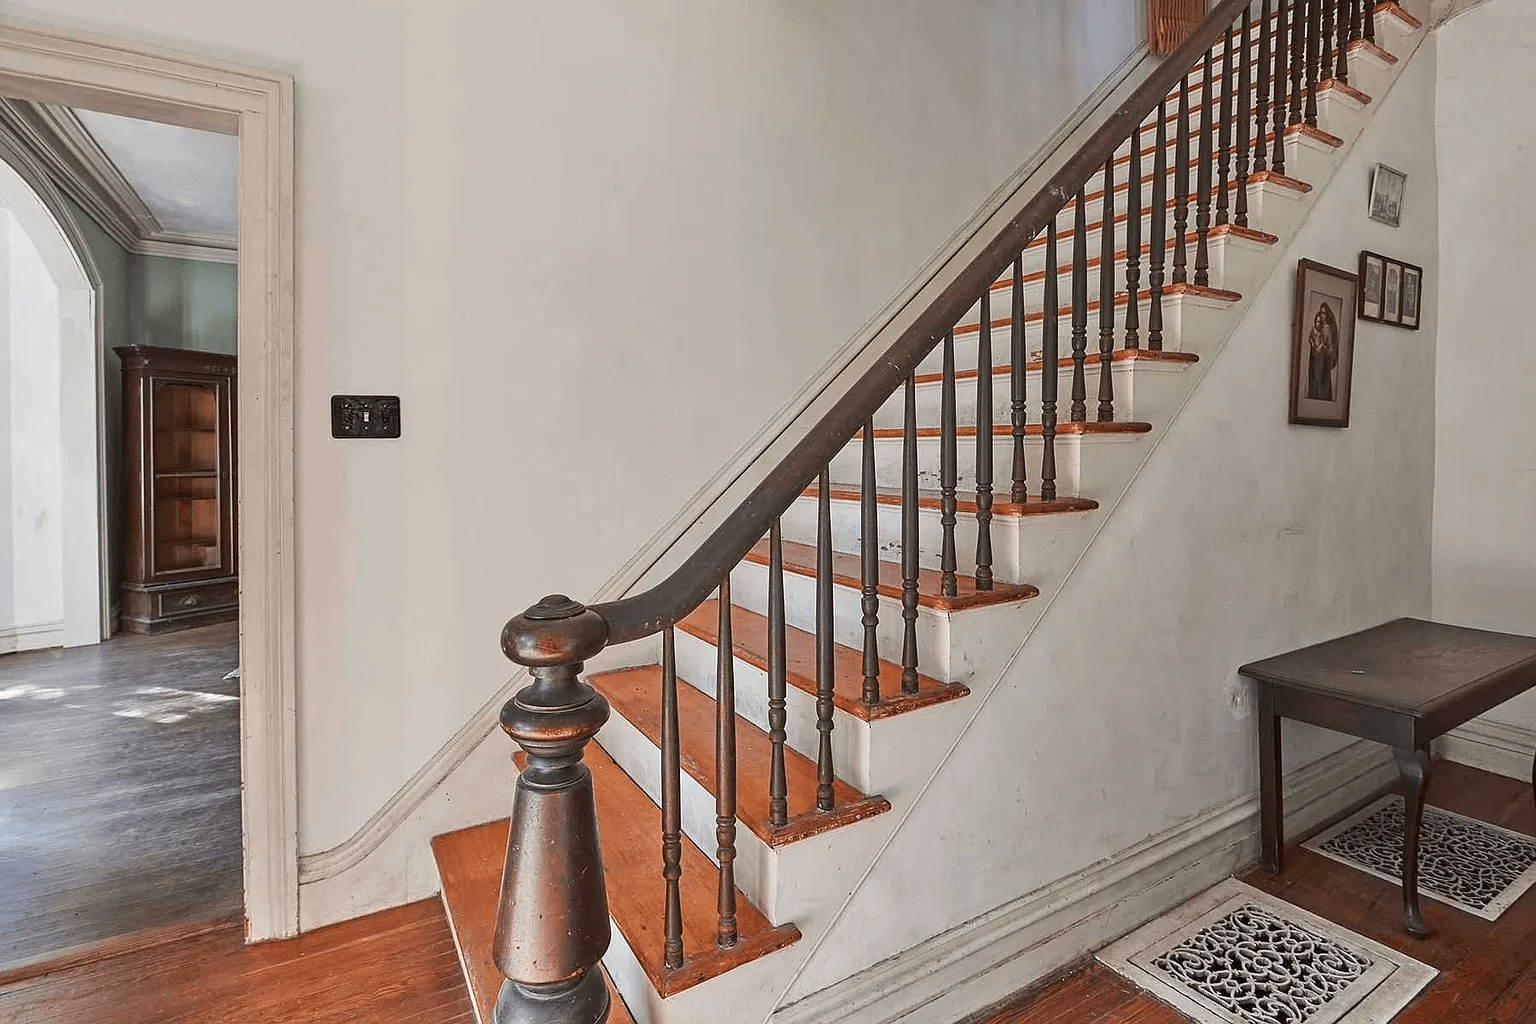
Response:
[432, 742, 800, 1008]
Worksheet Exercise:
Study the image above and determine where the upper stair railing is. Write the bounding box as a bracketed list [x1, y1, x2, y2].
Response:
[489, 2, 1375, 1020]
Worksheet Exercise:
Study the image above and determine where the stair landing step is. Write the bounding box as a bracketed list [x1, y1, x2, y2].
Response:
[433, 822, 637, 1024]
[807, 483, 1099, 520]
[745, 537, 1040, 613]
[436, 743, 800, 1003]
[679, 600, 968, 722]
[592, 665, 891, 846]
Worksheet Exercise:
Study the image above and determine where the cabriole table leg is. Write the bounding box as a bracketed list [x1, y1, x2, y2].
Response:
[1393, 746, 1432, 938]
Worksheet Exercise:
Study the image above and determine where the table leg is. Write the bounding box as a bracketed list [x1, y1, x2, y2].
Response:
[1393, 746, 1432, 938]
[1257, 684, 1283, 873]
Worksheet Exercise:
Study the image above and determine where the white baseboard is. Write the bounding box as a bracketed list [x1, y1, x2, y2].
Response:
[0, 619, 64, 654]
[1440, 718, 1536, 783]
[771, 739, 1395, 1024]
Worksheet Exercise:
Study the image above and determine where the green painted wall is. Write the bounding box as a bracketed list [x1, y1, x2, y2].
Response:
[129, 254, 237, 355]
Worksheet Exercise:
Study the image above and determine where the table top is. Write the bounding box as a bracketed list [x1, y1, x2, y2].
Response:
[1238, 617, 1536, 717]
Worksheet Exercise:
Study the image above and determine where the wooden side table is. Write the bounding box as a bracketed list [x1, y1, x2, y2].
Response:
[1239, 617, 1536, 936]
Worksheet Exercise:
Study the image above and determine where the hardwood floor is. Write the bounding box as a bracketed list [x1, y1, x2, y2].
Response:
[0, 623, 242, 977]
[972, 761, 1536, 1023]
[0, 898, 474, 1023]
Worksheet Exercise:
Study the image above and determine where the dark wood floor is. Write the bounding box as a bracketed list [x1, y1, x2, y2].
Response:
[973, 761, 1536, 1023]
[0, 623, 243, 978]
[0, 898, 475, 1023]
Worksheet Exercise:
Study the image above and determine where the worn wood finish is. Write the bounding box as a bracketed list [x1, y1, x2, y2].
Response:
[591, 667, 890, 846]
[0, 623, 241, 976]
[679, 601, 967, 723]
[1240, 617, 1536, 936]
[1096, 159, 1117, 422]
[0, 899, 477, 1024]
[976, 764, 1536, 1024]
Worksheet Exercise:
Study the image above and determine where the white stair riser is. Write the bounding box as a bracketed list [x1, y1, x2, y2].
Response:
[874, 359, 1197, 430]
[728, 555, 954, 681]
[672, 623, 876, 791]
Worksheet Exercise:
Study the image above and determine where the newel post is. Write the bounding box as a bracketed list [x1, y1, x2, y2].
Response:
[493, 594, 613, 1024]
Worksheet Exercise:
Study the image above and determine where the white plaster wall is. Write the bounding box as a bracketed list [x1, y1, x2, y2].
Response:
[1430, 0, 1536, 731]
[784, 40, 1441, 999]
[2, 0, 1143, 854]
[4, 211, 65, 638]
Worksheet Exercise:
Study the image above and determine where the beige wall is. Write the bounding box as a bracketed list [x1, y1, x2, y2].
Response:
[5, 0, 1146, 853]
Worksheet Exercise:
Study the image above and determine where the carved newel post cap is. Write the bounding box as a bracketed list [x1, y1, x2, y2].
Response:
[502, 594, 609, 668]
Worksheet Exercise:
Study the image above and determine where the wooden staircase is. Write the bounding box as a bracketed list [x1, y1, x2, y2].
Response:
[431, 3, 1426, 1022]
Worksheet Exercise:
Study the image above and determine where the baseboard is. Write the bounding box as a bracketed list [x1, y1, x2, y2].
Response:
[292, 40, 1157, 903]
[0, 619, 64, 654]
[1440, 717, 1536, 783]
[771, 739, 1395, 1024]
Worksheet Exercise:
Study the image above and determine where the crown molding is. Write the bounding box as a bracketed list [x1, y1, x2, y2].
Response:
[0, 97, 237, 263]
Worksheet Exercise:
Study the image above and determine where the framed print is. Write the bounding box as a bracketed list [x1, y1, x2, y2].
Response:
[1290, 259, 1358, 428]
[1360, 252, 1384, 320]
[1369, 163, 1407, 227]
[1400, 265, 1422, 329]
[1383, 261, 1401, 324]
[1358, 250, 1423, 329]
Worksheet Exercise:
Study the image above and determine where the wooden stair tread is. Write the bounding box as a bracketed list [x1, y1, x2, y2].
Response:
[680, 600, 969, 722]
[442, 744, 800, 1001]
[745, 536, 1040, 613]
[808, 482, 1098, 520]
[858, 421, 1152, 440]
[914, 349, 1198, 387]
[432, 825, 638, 1024]
[986, 226, 1278, 295]
[946, 284, 1242, 333]
[591, 666, 891, 847]
[1026, 182, 1308, 250]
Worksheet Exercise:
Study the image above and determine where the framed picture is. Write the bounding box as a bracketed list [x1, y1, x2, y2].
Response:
[1290, 259, 1358, 428]
[1357, 250, 1424, 330]
[1360, 252, 1384, 320]
[1369, 163, 1407, 227]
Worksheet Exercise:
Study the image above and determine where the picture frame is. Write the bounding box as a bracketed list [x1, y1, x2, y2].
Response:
[1290, 259, 1358, 428]
[1369, 163, 1407, 227]
[1357, 250, 1423, 330]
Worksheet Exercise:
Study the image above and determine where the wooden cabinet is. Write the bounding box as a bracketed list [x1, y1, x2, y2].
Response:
[117, 345, 238, 634]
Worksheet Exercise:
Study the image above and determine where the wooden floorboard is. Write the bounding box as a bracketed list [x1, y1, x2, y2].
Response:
[0, 623, 243, 974]
[974, 762, 1536, 1023]
[0, 899, 475, 1023]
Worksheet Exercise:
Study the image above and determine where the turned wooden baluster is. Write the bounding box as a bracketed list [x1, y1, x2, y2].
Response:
[1009, 254, 1028, 502]
[1216, 25, 1235, 229]
[1097, 158, 1116, 422]
[715, 577, 738, 947]
[815, 467, 835, 810]
[1069, 189, 1088, 423]
[1320, 0, 1336, 87]
[768, 519, 789, 826]
[1335, 0, 1351, 81]
[860, 422, 880, 707]
[661, 626, 683, 970]
[1173, 74, 1191, 285]
[900, 374, 919, 694]
[1040, 221, 1060, 501]
[1255, 0, 1272, 176]
[1305, 0, 1321, 127]
[975, 295, 995, 590]
[1195, 43, 1215, 287]
[1364, 0, 1376, 44]
[1272, 0, 1291, 174]
[495, 595, 613, 1024]
[1125, 125, 1143, 351]
[940, 330, 959, 597]
[1148, 101, 1168, 352]
[1236, 4, 1253, 228]
[1289, 0, 1307, 130]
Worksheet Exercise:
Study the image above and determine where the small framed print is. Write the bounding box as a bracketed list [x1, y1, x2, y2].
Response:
[1369, 163, 1407, 227]
[1290, 258, 1358, 428]
[1360, 252, 1384, 320]
[1357, 250, 1423, 330]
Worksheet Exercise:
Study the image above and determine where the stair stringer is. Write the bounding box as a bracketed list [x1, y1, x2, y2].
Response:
[759, 11, 1435, 1024]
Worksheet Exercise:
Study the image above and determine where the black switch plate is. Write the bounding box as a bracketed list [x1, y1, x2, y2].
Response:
[331, 395, 401, 438]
